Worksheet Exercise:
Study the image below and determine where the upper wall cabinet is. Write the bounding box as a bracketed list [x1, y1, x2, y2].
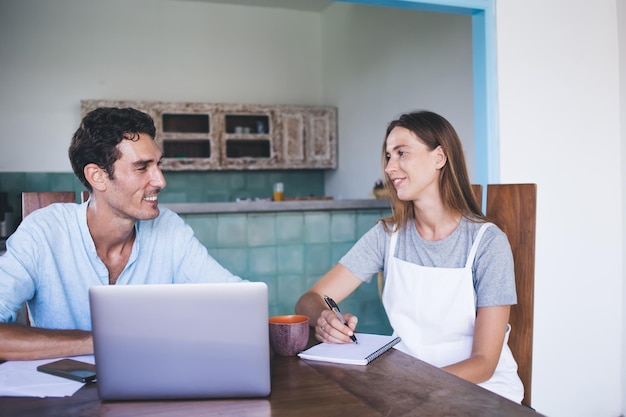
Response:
[81, 100, 337, 171]
[281, 106, 337, 169]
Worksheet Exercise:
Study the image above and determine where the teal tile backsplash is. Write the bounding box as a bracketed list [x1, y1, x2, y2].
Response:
[304, 212, 330, 243]
[331, 212, 357, 242]
[247, 214, 276, 246]
[198, 209, 391, 334]
[277, 245, 304, 274]
[216, 214, 248, 247]
[276, 213, 304, 243]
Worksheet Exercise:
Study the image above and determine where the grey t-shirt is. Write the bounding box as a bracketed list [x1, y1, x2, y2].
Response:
[339, 217, 516, 307]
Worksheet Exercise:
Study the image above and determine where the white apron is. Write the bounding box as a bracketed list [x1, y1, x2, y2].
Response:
[381, 222, 524, 403]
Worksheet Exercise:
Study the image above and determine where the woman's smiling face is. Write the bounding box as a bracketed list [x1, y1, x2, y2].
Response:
[384, 126, 445, 202]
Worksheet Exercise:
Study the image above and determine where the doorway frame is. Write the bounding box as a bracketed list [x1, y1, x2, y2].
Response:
[338, 0, 497, 184]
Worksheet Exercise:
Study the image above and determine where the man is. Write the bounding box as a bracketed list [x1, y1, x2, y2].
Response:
[0, 107, 241, 360]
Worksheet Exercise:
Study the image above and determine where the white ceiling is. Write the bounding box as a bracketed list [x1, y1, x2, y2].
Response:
[178, 0, 333, 12]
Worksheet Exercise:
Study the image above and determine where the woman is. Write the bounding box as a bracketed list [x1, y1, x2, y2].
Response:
[295, 110, 523, 402]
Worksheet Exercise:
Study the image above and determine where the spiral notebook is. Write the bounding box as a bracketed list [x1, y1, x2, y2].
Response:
[297, 333, 400, 365]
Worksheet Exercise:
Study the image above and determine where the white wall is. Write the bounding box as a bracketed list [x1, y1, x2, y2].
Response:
[320, 3, 474, 199]
[496, 0, 623, 416]
[619, 1, 626, 413]
[0, 0, 325, 172]
[621, 0, 626, 412]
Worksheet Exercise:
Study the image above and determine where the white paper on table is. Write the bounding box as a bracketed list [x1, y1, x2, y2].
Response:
[0, 354, 95, 397]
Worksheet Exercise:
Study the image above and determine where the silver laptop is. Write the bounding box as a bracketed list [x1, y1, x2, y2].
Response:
[89, 282, 271, 401]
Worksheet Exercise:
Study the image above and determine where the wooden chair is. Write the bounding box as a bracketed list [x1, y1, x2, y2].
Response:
[21, 191, 78, 218]
[376, 183, 537, 407]
[15, 191, 88, 325]
[485, 184, 537, 408]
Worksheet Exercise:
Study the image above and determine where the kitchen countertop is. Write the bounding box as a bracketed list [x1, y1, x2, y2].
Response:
[163, 198, 391, 214]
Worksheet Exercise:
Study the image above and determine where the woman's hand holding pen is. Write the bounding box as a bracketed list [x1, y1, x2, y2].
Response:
[293, 266, 363, 344]
[316, 308, 358, 344]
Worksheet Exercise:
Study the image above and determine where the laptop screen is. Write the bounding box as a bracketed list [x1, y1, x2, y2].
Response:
[89, 282, 271, 400]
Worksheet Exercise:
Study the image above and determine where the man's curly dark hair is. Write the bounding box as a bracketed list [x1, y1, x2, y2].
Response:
[69, 107, 156, 191]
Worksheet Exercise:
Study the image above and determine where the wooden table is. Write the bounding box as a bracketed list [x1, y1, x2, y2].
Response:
[0, 349, 541, 417]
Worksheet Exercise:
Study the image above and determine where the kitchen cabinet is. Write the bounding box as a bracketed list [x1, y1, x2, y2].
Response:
[280, 106, 336, 169]
[81, 100, 337, 171]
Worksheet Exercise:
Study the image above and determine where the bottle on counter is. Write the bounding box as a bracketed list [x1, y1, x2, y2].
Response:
[273, 183, 284, 201]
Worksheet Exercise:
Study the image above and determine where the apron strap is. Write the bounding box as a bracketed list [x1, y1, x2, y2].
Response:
[379, 228, 400, 298]
[465, 222, 493, 268]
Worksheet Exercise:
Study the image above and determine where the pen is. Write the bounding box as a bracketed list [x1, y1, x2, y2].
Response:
[323, 295, 358, 343]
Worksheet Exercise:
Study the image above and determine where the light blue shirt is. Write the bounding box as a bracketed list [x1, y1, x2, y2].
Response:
[0, 202, 242, 329]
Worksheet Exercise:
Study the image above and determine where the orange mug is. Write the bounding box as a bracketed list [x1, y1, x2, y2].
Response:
[268, 315, 309, 356]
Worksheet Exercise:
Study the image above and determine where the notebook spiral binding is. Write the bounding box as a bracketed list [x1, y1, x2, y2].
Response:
[365, 337, 401, 363]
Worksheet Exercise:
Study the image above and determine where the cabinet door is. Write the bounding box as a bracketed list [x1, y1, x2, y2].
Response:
[219, 108, 279, 170]
[157, 106, 220, 171]
[281, 106, 337, 169]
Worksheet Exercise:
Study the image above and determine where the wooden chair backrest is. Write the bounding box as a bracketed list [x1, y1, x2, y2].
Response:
[17, 191, 87, 325]
[22, 191, 77, 218]
[485, 183, 537, 407]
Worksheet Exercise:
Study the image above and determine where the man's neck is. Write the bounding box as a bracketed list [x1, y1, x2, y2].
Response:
[86, 201, 137, 284]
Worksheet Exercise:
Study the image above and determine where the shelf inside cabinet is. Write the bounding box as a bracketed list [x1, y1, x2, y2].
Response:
[226, 139, 271, 158]
[225, 114, 269, 134]
[162, 113, 210, 134]
[163, 139, 211, 158]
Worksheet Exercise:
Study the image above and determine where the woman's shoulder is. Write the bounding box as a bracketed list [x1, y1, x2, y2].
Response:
[460, 218, 509, 244]
[461, 217, 502, 232]
[459, 219, 512, 260]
